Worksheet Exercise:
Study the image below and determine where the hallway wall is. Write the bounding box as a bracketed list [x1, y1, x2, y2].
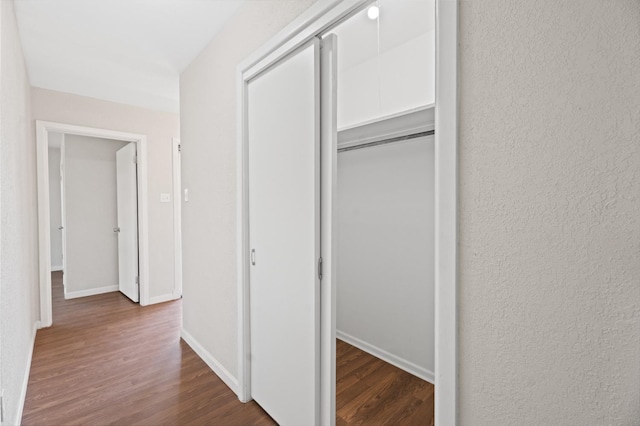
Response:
[457, 0, 640, 423]
[180, 0, 317, 387]
[31, 87, 180, 304]
[0, 0, 39, 424]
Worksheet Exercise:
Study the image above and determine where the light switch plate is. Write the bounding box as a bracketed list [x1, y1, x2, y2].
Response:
[160, 193, 171, 203]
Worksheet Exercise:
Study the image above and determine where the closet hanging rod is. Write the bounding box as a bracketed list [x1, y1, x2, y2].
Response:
[337, 129, 435, 153]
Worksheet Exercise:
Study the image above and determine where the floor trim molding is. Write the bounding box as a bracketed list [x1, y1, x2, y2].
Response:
[65, 285, 118, 299]
[17, 320, 40, 424]
[337, 330, 435, 384]
[148, 293, 177, 305]
[51, 265, 63, 272]
[180, 328, 239, 396]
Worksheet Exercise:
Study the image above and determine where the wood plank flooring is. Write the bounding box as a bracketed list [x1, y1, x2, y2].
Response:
[22, 272, 274, 426]
[336, 340, 434, 426]
[23, 272, 434, 425]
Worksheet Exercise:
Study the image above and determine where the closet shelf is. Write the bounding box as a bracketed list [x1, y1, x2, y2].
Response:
[337, 104, 435, 152]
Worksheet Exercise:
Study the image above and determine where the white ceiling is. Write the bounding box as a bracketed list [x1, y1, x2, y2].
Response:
[14, 0, 245, 113]
[14, 0, 433, 114]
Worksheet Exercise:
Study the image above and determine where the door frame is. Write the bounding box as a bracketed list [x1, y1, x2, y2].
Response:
[36, 120, 150, 327]
[235, 0, 458, 424]
[172, 137, 183, 299]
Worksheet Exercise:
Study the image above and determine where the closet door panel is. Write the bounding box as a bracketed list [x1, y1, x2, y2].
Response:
[247, 40, 320, 425]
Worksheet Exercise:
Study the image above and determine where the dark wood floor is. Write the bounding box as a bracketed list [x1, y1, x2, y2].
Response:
[23, 272, 433, 425]
[22, 272, 274, 426]
[336, 340, 434, 425]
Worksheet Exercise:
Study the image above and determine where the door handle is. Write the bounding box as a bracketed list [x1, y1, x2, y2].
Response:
[251, 249, 256, 266]
[58, 226, 64, 230]
[113, 227, 121, 233]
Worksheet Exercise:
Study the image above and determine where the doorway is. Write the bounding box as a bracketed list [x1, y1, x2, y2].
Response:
[36, 121, 151, 327]
[236, 0, 458, 424]
[329, 2, 435, 421]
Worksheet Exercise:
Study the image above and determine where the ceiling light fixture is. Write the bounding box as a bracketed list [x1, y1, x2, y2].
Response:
[367, 5, 379, 20]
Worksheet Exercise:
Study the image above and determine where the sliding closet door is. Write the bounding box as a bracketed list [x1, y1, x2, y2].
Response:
[320, 33, 338, 426]
[247, 39, 320, 425]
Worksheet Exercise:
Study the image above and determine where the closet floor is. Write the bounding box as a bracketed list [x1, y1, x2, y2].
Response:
[337, 339, 434, 425]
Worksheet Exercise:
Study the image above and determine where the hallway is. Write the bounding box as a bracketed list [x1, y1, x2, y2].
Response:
[21, 272, 274, 425]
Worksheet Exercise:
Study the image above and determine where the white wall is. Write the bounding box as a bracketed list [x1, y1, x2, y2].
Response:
[31, 87, 180, 302]
[0, 0, 40, 424]
[180, 0, 317, 383]
[337, 135, 434, 380]
[458, 0, 640, 423]
[64, 135, 128, 297]
[48, 143, 63, 270]
[337, 31, 434, 129]
[331, 0, 435, 129]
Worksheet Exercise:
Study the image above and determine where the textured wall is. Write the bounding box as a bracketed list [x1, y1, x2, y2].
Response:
[0, 0, 39, 424]
[458, 0, 640, 423]
[180, 0, 316, 379]
[31, 87, 180, 301]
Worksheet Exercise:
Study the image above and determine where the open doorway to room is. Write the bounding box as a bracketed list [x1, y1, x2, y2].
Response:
[48, 133, 139, 303]
[36, 122, 150, 327]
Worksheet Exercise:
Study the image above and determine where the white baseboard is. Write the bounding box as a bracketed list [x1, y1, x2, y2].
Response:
[181, 328, 239, 396]
[51, 265, 63, 272]
[16, 321, 40, 424]
[148, 293, 178, 305]
[65, 285, 118, 299]
[336, 330, 435, 384]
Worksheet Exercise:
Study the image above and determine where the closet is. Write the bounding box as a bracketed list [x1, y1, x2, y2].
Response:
[242, 0, 436, 423]
[331, 0, 435, 421]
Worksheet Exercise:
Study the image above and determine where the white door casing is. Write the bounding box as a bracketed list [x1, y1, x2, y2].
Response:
[247, 40, 321, 425]
[37, 121, 150, 327]
[116, 143, 139, 302]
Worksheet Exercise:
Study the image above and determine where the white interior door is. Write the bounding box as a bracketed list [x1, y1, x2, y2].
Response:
[116, 143, 139, 302]
[248, 39, 321, 425]
[172, 138, 182, 299]
[60, 135, 67, 292]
